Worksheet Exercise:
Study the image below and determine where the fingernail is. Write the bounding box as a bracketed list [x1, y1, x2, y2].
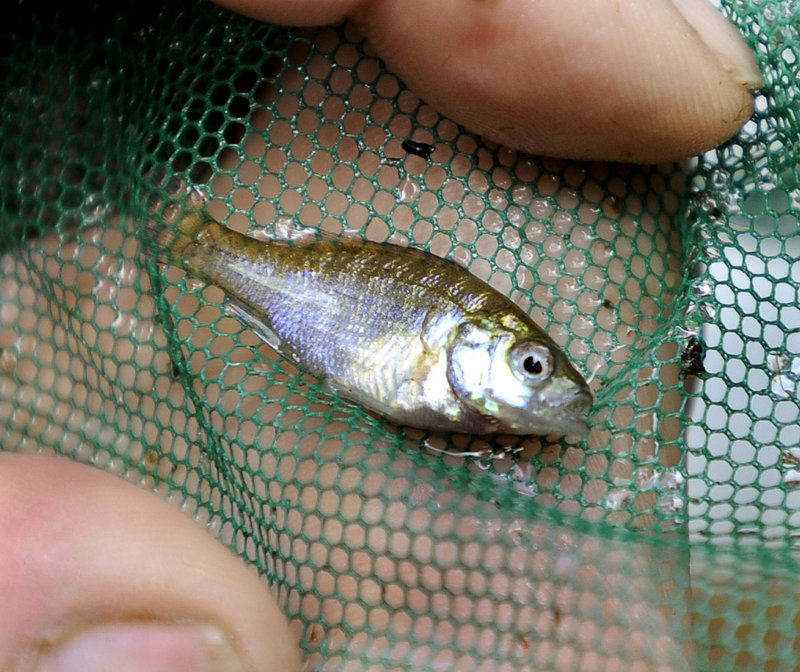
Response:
[33, 622, 246, 672]
[671, 0, 763, 89]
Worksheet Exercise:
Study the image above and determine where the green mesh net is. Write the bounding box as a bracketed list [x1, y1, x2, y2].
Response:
[2, 1, 798, 669]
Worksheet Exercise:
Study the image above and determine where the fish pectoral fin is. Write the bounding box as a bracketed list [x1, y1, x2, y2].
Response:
[418, 308, 437, 355]
[224, 300, 282, 351]
[323, 377, 360, 406]
[395, 377, 424, 410]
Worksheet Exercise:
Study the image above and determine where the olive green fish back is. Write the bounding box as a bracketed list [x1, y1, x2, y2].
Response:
[1, 1, 797, 670]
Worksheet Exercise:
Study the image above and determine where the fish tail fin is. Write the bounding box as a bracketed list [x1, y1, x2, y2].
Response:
[166, 211, 209, 257]
[141, 166, 211, 269]
[142, 211, 210, 269]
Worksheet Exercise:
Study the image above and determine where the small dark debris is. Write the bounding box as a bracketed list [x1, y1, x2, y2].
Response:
[681, 337, 705, 378]
[401, 139, 436, 160]
[602, 298, 614, 309]
[605, 195, 621, 217]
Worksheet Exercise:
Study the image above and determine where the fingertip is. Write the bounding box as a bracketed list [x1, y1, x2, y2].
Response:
[0, 454, 302, 672]
[32, 622, 246, 672]
[209, 0, 362, 26]
[352, 0, 761, 163]
[671, 0, 763, 90]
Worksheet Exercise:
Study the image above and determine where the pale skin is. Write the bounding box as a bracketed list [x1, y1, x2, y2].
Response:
[1, 1, 761, 670]
[215, 0, 763, 163]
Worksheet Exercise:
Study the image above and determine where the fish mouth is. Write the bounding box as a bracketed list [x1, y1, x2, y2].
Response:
[567, 390, 593, 419]
[506, 388, 593, 437]
[556, 389, 593, 435]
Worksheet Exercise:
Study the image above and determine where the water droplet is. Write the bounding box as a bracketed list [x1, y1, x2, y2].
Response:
[111, 312, 138, 336]
[659, 470, 684, 492]
[511, 184, 532, 205]
[116, 259, 139, 285]
[767, 351, 791, 373]
[397, 176, 420, 203]
[272, 216, 299, 241]
[658, 494, 684, 514]
[698, 303, 717, 320]
[693, 280, 713, 298]
[695, 227, 712, 242]
[519, 245, 538, 267]
[771, 374, 797, 399]
[386, 232, 409, 247]
[185, 277, 205, 291]
[781, 447, 800, 468]
[509, 461, 536, 486]
[634, 466, 657, 490]
[82, 194, 107, 223]
[606, 487, 633, 510]
[511, 481, 537, 497]
[675, 326, 699, 340]
[92, 276, 118, 303]
[536, 261, 560, 284]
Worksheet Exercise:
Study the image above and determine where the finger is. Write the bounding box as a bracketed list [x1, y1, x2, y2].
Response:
[351, 0, 762, 163]
[211, 0, 762, 164]
[209, 0, 360, 26]
[0, 453, 301, 672]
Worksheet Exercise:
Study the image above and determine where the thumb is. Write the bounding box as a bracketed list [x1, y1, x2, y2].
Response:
[351, 0, 762, 163]
[0, 453, 302, 672]
[211, 0, 762, 163]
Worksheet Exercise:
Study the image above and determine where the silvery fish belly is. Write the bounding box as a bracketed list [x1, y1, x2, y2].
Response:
[157, 213, 593, 436]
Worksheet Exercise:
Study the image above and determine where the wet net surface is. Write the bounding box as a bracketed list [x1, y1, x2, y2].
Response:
[1, 1, 798, 670]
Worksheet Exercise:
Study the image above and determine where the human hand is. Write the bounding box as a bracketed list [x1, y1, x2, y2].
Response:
[0, 453, 302, 672]
[211, 0, 763, 163]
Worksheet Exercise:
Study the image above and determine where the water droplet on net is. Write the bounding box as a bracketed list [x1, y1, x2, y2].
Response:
[659, 470, 684, 492]
[675, 326, 699, 340]
[693, 280, 713, 298]
[185, 277, 205, 292]
[767, 351, 792, 373]
[659, 494, 684, 515]
[397, 176, 420, 203]
[606, 487, 633, 510]
[781, 447, 800, 468]
[272, 216, 302, 241]
[634, 465, 657, 490]
[507, 462, 537, 497]
[768, 351, 799, 398]
[82, 194, 108, 223]
[698, 303, 717, 320]
[92, 276, 118, 303]
[771, 374, 797, 398]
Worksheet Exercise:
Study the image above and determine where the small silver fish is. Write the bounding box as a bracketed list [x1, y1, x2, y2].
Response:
[151, 213, 592, 435]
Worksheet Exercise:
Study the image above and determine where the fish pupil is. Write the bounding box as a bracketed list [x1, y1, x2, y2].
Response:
[523, 356, 542, 376]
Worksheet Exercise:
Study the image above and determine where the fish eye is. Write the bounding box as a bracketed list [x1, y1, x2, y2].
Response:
[511, 342, 554, 385]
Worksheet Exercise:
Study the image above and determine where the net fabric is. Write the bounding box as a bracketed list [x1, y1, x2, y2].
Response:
[0, 0, 797, 670]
